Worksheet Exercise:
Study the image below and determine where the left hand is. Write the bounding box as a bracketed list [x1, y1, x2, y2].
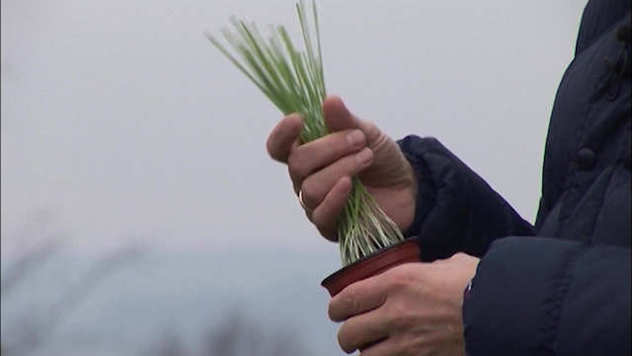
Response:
[266, 97, 417, 240]
[328, 253, 480, 355]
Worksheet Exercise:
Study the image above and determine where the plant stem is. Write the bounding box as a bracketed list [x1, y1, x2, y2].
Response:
[207, 1, 404, 266]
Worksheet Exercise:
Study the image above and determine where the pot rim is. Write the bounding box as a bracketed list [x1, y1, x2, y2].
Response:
[321, 238, 420, 296]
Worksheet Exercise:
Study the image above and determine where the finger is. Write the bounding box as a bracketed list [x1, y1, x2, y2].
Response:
[300, 147, 373, 209]
[323, 96, 384, 150]
[323, 96, 361, 133]
[338, 311, 389, 354]
[266, 113, 303, 162]
[329, 273, 388, 322]
[311, 176, 353, 241]
[287, 129, 366, 192]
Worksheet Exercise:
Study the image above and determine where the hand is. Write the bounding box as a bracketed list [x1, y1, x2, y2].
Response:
[266, 95, 417, 241]
[328, 253, 480, 355]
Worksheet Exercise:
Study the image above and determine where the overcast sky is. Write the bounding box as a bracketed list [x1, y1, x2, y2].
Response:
[2, 0, 587, 257]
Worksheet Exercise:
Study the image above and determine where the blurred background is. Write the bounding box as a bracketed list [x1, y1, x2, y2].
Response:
[2, 0, 586, 354]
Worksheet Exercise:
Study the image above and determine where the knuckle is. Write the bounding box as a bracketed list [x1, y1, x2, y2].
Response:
[266, 117, 297, 161]
[385, 265, 411, 288]
[266, 135, 284, 162]
[310, 209, 324, 226]
[381, 264, 420, 295]
[383, 301, 412, 331]
[328, 300, 343, 321]
[362, 120, 378, 133]
[303, 207, 313, 221]
[287, 152, 306, 179]
[314, 217, 336, 240]
[343, 129, 366, 150]
[342, 285, 359, 309]
[330, 286, 356, 321]
[360, 120, 381, 142]
[265, 135, 276, 158]
[312, 187, 344, 229]
[337, 323, 356, 354]
[337, 326, 349, 352]
[300, 179, 319, 207]
[328, 301, 337, 321]
[352, 148, 374, 171]
[340, 154, 362, 175]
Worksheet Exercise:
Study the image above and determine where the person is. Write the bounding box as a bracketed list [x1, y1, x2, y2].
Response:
[266, 1, 630, 355]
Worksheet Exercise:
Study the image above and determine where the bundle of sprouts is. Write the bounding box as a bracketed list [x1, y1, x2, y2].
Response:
[206, 1, 404, 265]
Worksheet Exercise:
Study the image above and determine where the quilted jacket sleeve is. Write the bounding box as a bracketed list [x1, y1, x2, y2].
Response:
[463, 236, 631, 356]
[398, 135, 631, 355]
[397, 135, 534, 261]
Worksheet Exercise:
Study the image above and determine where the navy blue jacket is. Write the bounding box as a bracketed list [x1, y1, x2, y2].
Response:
[399, 1, 631, 355]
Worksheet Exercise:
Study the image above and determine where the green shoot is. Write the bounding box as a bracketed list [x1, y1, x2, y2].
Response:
[206, 1, 404, 266]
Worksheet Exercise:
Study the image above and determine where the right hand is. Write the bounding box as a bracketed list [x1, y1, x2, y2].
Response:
[266, 96, 417, 241]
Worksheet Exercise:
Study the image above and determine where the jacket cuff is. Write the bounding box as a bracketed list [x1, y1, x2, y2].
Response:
[397, 135, 466, 260]
[397, 135, 534, 261]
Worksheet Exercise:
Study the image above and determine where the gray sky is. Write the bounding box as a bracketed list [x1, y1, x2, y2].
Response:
[2, 0, 586, 256]
[1, 1, 590, 354]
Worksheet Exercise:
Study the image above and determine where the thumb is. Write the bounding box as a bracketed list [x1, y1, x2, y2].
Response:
[322, 96, 360, 132]
[323, 95, 382, 146]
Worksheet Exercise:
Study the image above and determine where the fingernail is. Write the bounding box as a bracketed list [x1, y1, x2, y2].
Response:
[356, 148, 373, 164]
[346, 130, 364, 147]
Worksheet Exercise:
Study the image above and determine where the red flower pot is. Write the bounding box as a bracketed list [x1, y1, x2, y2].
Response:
[321, 238, 421, 297]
